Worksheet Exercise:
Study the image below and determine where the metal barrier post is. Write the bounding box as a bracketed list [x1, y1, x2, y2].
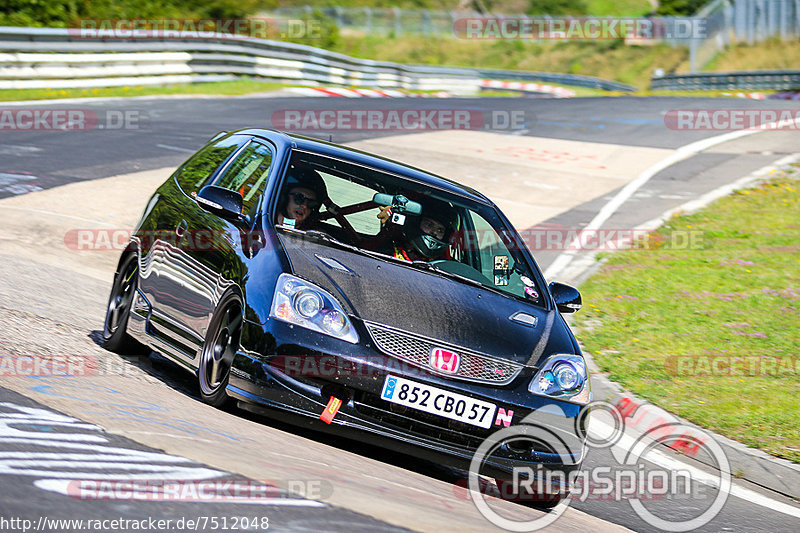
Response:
[393, 8, 401, 36]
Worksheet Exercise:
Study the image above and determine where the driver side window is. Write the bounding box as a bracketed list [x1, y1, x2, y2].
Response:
[174, 134, 249, 196]
[213, 141, 274, 215]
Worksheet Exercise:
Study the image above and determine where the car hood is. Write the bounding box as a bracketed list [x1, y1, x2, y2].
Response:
[277, 233, 575, 365]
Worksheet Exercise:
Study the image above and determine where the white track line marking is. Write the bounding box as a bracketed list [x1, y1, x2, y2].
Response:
[156, 143, 195, 153]
[555, 153, 800, 282]
[637, 153, 800, 231]
[590, 419, 800, 518]
[544, 121, 800, 280]
[0, 205, 115, 226]
[523, 180, 561, 190]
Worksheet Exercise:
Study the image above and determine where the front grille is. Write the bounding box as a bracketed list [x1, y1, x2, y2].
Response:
[365, 322, 524, 385]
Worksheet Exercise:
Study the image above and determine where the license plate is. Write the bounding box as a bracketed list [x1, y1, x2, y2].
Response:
[380, 375, 497, 429]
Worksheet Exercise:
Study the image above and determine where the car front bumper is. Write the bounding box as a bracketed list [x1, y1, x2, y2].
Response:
[229, 317, 588, 480]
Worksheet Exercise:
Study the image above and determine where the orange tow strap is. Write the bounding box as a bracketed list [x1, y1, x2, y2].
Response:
[320, 396, 342, 424]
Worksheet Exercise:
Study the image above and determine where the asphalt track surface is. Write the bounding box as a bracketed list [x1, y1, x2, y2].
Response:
[1, 93, 800, 532]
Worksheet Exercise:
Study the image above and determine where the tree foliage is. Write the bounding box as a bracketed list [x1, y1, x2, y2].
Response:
[655, 0, 708, 16]
[0, 0, 260, 28]
[527, 0, 589, 16]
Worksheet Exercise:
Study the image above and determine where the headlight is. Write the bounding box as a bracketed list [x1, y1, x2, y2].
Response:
[270, 274, 359, 344]
[293, 290, 322, 318]
[554, 363, 580, 390]
[529, 354, 591, 404]
[322, 310, 347, 335]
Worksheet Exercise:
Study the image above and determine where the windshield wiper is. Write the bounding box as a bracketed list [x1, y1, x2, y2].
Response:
[303, 230, 354, 248]
[419, 261, 522, 299]
[298, 229, 376, 258]
[409, 260, 484, 287]
[279, 227, 509, 293]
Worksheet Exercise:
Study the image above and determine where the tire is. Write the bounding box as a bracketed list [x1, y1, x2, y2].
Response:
[102, 254, 139, 353]
[198, 294, 243, 408]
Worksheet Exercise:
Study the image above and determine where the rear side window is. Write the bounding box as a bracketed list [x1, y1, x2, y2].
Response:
[174, 134, 249, 195]
[213, 141, 274, 214]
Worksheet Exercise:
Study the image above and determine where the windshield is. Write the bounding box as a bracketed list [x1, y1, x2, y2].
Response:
[273, 149, 544, 305]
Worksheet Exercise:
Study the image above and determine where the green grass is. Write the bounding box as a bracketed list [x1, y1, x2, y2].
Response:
[574, 166, 800, 462]
[704, 37, 800, 72]
[272, 0, 653, 17]
[331, 36, 688, 90]
[0, 79, 286, 102]
[585, 0, 653, 16]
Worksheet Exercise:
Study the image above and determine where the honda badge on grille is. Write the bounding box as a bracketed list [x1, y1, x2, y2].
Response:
[429, 348, 460, 374]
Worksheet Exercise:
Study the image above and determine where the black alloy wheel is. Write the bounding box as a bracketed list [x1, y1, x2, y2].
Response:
[198, 295, 243, 407]
[103, 254, 139, 353]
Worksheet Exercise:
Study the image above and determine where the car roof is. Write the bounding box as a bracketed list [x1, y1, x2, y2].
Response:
[242, 128, 493, 205]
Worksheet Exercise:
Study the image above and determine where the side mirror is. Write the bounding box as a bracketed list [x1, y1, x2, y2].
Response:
[196, 185, 244, 222]
[549, 282, 582, 313]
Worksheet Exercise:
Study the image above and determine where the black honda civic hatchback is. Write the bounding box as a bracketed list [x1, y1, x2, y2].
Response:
[103, 128, 590, 501]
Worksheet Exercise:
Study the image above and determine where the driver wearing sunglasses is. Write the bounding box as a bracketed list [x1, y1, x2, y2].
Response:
[277, 165, 328, 230]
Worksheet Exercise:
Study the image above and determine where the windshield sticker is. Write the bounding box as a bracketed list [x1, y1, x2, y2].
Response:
[391, 212, 406, 226]
[493, 255, 509, 286]
[283, 218, 296, 227]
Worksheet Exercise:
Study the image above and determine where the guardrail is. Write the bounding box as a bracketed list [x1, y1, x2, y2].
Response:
[477, 68, 635, 92]
[0, 26, 631, 94]
[0, 27, 481, 92]
[651, 69, 800, 91]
